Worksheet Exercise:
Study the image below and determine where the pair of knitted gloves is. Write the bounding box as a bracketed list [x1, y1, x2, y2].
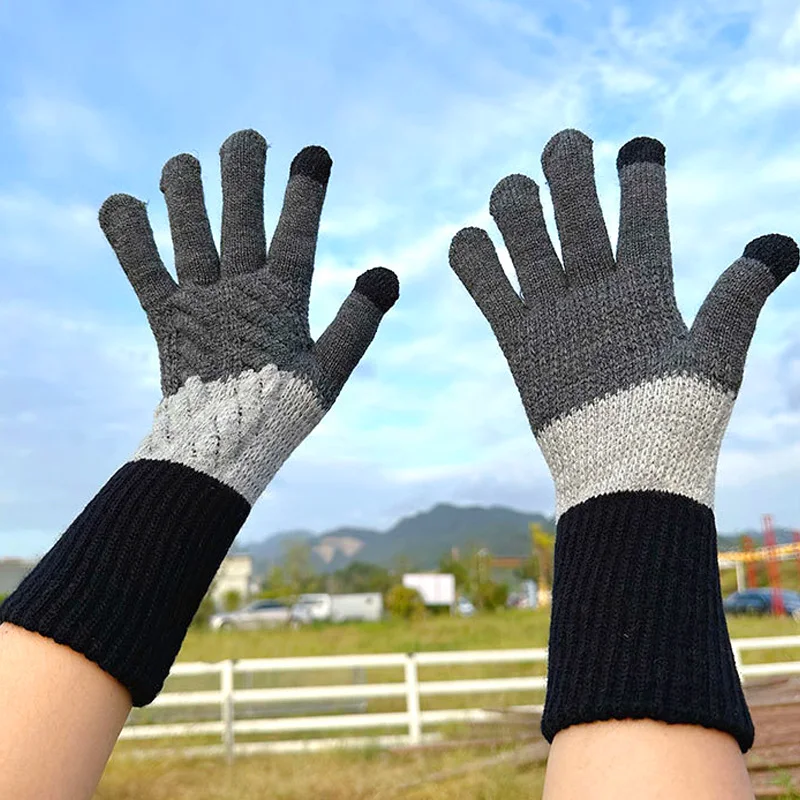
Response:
[2, 128, 796, 752]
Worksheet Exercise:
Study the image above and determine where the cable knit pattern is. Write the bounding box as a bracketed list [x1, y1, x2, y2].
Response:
[134, 365, 325, 503]
[538, 374, 735, 518]
[0, 129, 399, 708]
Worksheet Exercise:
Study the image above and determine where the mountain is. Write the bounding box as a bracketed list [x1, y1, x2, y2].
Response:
[238, 503, 797, 578]
[238, 503, 555, 577]
[231, 529, 314, 564]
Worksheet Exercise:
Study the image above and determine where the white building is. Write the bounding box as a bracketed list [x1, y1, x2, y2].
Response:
[210, 554, 256, 609]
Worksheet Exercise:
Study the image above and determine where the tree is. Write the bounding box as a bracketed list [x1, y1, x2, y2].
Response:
[330, 561, 393, 594]
[191, 593, 217, 628]
[222, 589, 242, 612]
[438, 554, 470, 593]
[283, 540, 320, 600]
[530, 523, 555, 591]
[259, 564, 290, 599]
[384, 585, 426, 620]
[514, 554, 540, 582]
[474, 580, 509, 612]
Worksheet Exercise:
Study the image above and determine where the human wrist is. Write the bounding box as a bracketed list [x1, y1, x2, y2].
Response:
[0, 460, 249, 706]
[542, 491, 753, 751]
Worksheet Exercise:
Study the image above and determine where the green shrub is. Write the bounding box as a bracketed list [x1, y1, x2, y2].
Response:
[384, 585, 425, 620]
[222, 590, 242, 612]
[474, 581, 509, 612]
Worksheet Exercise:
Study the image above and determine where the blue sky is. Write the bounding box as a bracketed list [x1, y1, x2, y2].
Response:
[2, 0, 800, 558]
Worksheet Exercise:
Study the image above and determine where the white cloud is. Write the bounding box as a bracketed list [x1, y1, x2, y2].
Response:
[0, 190, 101, 267]
[3, 0, 800, 557]
[10, 93, 119, 169]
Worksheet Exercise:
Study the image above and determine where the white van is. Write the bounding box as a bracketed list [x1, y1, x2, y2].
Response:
[295, 593, 383, 623]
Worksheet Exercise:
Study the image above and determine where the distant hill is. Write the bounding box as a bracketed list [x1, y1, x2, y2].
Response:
[237, 503, 797, 578]
[232, 529, 314, 564]
[238, 503, 555, 577]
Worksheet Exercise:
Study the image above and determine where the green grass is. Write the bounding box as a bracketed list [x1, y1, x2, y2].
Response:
[143, 609, 799, 720]
[177, 610, 553, 663]
[99, 746, 547, 800]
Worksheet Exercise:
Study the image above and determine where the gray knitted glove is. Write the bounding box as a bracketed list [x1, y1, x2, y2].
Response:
[100, 129, 398, 503]
[449, 129, 797, 750]
[0, 129, 398, 706]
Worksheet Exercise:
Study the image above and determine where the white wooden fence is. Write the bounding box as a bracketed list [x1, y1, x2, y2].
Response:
[118, 636, 800, 762]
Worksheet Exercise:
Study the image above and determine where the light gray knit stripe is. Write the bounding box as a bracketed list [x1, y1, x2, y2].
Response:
[132, 365, 325, 504]
[536, 374, 735, 519]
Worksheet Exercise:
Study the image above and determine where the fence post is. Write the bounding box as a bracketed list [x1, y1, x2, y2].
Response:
[734, 562, 745, 593]
[221, 659, 235, 764]
[404, 652, 422, 745]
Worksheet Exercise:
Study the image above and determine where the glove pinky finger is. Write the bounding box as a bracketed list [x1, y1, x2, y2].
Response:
[314, 267, 399, 404]
[449, 227, 523, 330]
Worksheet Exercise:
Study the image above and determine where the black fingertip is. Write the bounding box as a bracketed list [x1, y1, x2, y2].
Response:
[743, 234, 800, 284]
[617, 137, 666, 170]
[354, 267, 399, 313]
[290, 145, 332, 184]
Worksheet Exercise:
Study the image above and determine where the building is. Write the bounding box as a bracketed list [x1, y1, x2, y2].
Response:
[0, 558, 39, 596]
[210, 554, 256, 609]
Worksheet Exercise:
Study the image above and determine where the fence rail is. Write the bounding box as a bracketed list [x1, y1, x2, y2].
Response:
[118, 636, 800, 761]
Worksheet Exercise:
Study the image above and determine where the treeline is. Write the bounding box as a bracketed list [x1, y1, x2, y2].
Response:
[256, 538, 552, 614]
[191, 530, 557, 629]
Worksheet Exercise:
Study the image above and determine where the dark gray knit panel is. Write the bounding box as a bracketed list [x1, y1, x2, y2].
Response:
[450, 129, 797, 434]
[99, 130, 398, 408]
[148, 273, 318, 397]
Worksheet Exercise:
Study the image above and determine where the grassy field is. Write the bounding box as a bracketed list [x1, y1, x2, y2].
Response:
[177, 609, 553, 662]
[174, 607, 800, 663]
[98, 746, 547, 800]
[98, 608, 800, 799]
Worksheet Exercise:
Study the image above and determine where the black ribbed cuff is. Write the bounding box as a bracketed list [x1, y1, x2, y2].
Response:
[0, 460, 250, 706]
[541, 491, 753, 752]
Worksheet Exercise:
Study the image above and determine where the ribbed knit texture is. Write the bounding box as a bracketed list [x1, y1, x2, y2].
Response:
[541, 491, 754, 752]
[449, 129, 796, 750]
[0, 460, 249, 706]
[0, 129, 400, 709]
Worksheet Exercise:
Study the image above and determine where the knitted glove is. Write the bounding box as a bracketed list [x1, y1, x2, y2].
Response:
[0, 130, 398, 705]
[449, 129, 798, 752]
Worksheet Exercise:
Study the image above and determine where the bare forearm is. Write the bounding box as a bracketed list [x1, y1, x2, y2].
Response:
[544, 720, 753, 799]
[0, 622, 132, 800]
[448, 129, 796, 799]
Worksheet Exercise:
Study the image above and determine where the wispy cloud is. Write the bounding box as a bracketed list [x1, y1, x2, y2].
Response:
[1, 0, 799, 557]
[9, 93, 120, 170]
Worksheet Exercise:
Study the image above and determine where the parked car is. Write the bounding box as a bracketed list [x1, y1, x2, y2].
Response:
[209, 599, 300, 631]
[723, 589, 800, 621]
[455, 596, 475, 617]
